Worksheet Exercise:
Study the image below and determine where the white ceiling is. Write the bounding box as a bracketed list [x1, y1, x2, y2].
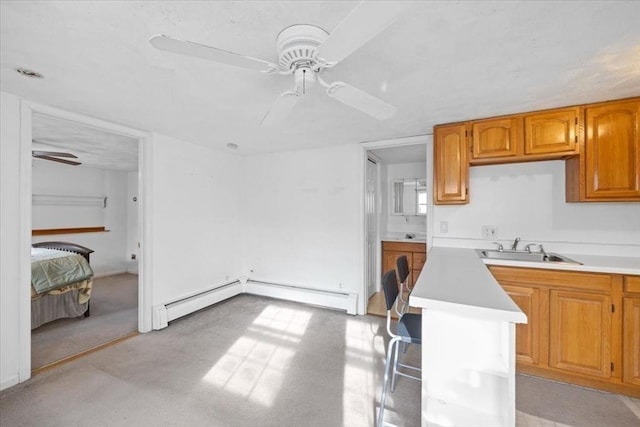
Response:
[370, 144, 426, 164]
[1, 1, 639, 158]
[32, 114, 139, 171]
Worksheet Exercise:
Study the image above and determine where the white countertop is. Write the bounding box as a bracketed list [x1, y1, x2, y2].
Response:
[409, 247, 527, 323]
[382, 237, 426, 243]
[480, 253, 640, 275]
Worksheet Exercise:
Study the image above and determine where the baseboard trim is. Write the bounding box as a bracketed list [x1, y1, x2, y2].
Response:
[93, 269, 128, 279]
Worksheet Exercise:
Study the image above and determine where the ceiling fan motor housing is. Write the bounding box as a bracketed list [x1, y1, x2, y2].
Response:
[276, 24, 328, 71]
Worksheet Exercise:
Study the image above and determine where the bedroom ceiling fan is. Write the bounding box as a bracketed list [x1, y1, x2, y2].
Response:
[149, 1, 411, 126]
[32, 149, 81, 166]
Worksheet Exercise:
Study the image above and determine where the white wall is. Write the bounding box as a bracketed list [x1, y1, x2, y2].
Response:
[0, 92, 24, 389]
[31, 161, 130, 276]
[382, 161, 427, 237]
[149, 133, 243, 306]
[243, 144, 362, 299]
[432, 160, 640, 257]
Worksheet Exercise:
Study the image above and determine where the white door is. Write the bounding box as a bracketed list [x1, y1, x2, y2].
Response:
[365, 158, 378, 299]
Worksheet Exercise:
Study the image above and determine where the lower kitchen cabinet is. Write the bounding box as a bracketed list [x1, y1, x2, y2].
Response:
[501, 284, 541, 365]
[381, 241, 427, 286]
[623, 276, 640, 386]
[623, 297, 640, 386]
[549, 289, 612, 378]
[489, 266, 640, 397]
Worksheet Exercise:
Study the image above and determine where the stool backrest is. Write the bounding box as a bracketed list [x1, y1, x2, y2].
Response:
[396, 255, 409, 285]
[382, 269, 400, 311]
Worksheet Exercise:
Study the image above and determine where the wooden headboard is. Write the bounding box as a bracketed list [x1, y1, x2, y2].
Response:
[32, 241, 95, 263]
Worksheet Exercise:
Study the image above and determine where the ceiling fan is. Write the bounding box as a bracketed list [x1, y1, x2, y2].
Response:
[32, 149, 81, 166]
[149, 1, 411, 126]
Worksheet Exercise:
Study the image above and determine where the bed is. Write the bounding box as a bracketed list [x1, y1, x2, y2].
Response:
[31, 241, 95, 329]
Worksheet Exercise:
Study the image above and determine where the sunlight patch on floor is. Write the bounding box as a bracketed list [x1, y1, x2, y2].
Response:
[202, 304, 312, 407]
[342, 318, 379, 426]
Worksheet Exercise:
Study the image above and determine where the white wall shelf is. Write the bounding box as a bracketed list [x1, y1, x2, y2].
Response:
[32, 194, 106, 207]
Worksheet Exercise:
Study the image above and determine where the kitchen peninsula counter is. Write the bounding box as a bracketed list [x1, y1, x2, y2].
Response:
[409, 247, 526, 427]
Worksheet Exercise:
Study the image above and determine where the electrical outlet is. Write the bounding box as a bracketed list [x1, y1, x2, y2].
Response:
[482, 225, 497, 239]
[440, 221, 448, 233]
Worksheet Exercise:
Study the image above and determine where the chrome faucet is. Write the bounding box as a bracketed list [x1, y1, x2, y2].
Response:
[524, 243, 537, 253]
[492, 242, 504, 252]
[511, 237, 521, 251]
[539, 244, 548, 259]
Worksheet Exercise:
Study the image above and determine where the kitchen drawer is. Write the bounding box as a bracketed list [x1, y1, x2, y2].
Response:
[624, 276, 640, 293]
[382, 241, 426, 253]
[489, 266, 611, 292]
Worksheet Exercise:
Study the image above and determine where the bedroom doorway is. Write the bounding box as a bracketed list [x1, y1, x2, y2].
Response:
[21, 103, 151, 374]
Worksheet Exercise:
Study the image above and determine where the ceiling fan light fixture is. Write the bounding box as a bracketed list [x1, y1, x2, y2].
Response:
[276, 24, 328, 70]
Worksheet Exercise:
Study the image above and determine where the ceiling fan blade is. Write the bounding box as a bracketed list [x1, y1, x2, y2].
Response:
[326, 82, 396, 120]
[32, 150, 78, 158]
[261, 91, 300, 126]
[150, 34, 279, 73]
[316, 1, 412, 64]
[34, 155, 81, 166]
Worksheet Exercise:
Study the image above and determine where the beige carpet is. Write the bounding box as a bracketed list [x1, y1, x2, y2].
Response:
[31, 273, 138, 369]
[3, 294, 638, 427]
[516, 374, 640, 427]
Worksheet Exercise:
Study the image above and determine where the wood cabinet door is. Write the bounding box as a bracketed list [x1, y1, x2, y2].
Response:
[471, 117, 520, 159]
[411, 252, 427, 286]
[549, 290, 612, 378]
[434, 123, 468, 204]
[503, 283, 541, 365]
[623, 296, 640, 386]
[382, 250, 412, 285]
[524, 107, 578, 155]
[585, 100, 640, 199]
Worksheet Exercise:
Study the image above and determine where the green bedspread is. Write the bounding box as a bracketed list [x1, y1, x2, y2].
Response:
[31, 247, 94, 294]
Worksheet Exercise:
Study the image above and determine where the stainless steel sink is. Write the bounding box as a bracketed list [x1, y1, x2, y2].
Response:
[476, 249, 582, 265]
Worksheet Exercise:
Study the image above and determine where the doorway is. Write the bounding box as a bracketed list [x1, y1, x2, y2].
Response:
[362, 138, 428, 317]
[19, 102, 151, 379]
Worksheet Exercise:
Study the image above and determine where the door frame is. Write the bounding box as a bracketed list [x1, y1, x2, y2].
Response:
[365, 153, 381, 298]
[18, 101, 153, 382]
[360, 135, 431, 311]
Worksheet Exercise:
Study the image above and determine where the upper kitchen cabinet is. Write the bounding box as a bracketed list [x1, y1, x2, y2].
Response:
[566, 98, 640, 202]
[524, 107, 579, 155]
[434, 123, 468, 204]
[469, 109, 579, 166]
[470, 117, 520, 160]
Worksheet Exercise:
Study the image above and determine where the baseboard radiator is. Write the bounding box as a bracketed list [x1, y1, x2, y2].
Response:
[153, 281, 242, 330]
[153, 278, 357, 330]
[244, 279, 358, 315]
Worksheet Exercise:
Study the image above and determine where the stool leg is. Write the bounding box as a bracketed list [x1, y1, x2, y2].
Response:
[391, 339, 401, 392]
[378, 337, 398, 427]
